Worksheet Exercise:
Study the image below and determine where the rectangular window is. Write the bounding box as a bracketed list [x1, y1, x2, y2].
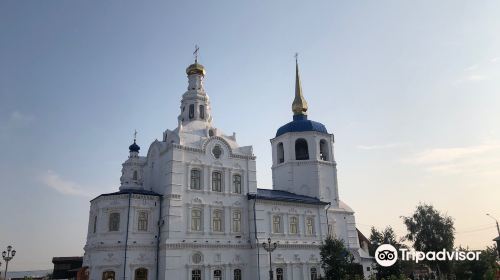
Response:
[190, 169, 201, 190]
[289, 216, 298, 234]
[138, 211, 148, 231]
[306, 217, 314, 235]
[272, 215, 282, 233]
[191, 209, 202, 231]
[212, 171, 222, 192]
[109, 213, 120, 232]
[232, 211, 241, 233]
[233, 174, 242, 194]
[213, 210, 223, 232]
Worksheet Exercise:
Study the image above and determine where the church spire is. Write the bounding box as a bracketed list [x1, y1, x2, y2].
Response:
[292, 53, 308, 115]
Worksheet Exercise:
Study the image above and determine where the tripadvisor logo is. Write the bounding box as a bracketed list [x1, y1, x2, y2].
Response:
[375, 244, 481, 267]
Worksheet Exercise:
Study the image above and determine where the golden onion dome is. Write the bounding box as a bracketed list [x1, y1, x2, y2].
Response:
[186, 62, 206, 76]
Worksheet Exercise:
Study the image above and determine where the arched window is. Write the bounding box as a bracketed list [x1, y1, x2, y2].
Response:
[289, 216, 298, 234]
[190, 169, 201, 190]
[93, 215, 97, 233]
[277, 142, 284, 163]
[192, 269, 201, 280]
[214, 269, 222, 280]
[212, 210, 223, 232]
[234, 269, 242, 280]
[189, 104, 195, 119]
[135, 268, 148, 280]
[306, 217, 315, 235]
[272, 215, 282, 233]
[276, 268, 284, 280]
[319, 139, 329, 161]
[138, 211, 148, 231]
[199, 105, 205, 119]
[109, 213, 120, 232]
[212, 171, 222, 192]
[295, 139, 309, 160]
[102, 271, 115, 280]
[232, 210, 241, 233]
[133, 170, 138, 180]
[191, 209, 202, 231]
[310, 267, 317, 280]
[233, 174, 242, 194]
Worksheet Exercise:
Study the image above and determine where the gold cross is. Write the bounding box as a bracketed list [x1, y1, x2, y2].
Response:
[194, 45, 200, 62]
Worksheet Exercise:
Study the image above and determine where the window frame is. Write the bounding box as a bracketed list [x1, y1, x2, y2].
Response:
[138, 211, 148, 232]
[212, 171, 223, 192]
[232, 210, 242, 233]
[102, 271, 115, 280]
[108, 212, 120, 232]
[191, 208, 203, 232]
[272, 215, 282, 234]
[134, 268, 148, 280]
[306, 216, 315, 235]
[234, 269, 242, 280]
[190, 169, 202, 190]
[233, 174, 242, 194]
[289, 216, 298, 235]
[191, 269, 201, 280]
[212, 209, 223, 232]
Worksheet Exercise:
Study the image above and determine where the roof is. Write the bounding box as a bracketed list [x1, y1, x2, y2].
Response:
[276, 114, 328, 137]
[91, 189, 161, 202]
[248, 188, 329, 205]
[52, 256, 83, 263]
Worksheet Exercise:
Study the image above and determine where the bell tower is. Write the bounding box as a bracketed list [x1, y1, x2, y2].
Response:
[270, 57, 339, 206]
[177, 47, 213, 127]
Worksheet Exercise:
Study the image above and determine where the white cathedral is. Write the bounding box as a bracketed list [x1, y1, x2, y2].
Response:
[83, 55, 374, 280]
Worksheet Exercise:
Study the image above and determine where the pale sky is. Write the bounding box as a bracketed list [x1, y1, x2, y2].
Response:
[1, 0, 500, 271]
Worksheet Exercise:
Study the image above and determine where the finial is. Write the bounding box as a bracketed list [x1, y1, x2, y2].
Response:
[292, 53, 308, 115]
[193, 44, 200, 63]
[133, 129, 137, 143]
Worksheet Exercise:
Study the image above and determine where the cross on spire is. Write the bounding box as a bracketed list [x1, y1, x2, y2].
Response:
[193, 44, 200, 63]
[133, 129, 137, 142]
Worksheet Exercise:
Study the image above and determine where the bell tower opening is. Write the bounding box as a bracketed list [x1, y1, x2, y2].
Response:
[295, 138, 309, 160]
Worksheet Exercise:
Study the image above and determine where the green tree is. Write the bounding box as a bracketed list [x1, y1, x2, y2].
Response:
[402, 203, 455, 279]
[452, 245, 499, 280]
[319, 236, 364, 280]
[369, 226, 410, 279]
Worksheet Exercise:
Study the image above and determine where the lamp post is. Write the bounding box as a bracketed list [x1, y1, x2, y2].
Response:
[262, 238, 277, 280]
[486, 214, 500, 236]
[486, 214, 500, 257]
[2, 245, 16, 280]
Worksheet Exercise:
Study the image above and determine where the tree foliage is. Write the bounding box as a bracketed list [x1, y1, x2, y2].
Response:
[319, 236, 364, 280]
[369, 226, 410, 279]
[402, 203, 455, 278]
[452, 245, 499, 280]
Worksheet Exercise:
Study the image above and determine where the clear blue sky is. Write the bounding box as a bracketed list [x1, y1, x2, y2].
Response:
[1, 0, 500, 271]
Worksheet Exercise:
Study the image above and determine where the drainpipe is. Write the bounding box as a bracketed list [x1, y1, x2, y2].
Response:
[253, 197, 261, 280]
[156, 196, 163, 280]
[123, 193, 132, 280]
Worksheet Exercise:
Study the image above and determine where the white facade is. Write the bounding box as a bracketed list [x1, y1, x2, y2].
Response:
[83, 59, 374, 280]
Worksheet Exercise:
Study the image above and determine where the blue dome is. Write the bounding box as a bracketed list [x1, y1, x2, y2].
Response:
[129, 140, 140, 152]
[276, 114, 328, 137]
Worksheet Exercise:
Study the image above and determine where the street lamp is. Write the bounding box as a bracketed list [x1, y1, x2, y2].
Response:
[262, 238, 278, 280]
[486, 214, 500, 257]
[2, 245, 16, 280]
